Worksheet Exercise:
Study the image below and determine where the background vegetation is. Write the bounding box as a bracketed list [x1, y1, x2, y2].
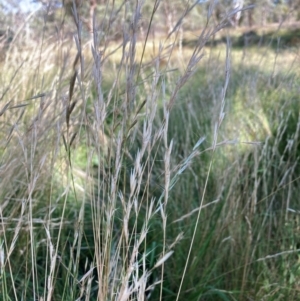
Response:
[1, 1, 300, 300]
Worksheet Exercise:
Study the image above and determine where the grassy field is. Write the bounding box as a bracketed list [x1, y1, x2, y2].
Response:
[1, 3, 300, 301]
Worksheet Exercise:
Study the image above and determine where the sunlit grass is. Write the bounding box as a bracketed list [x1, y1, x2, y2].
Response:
[1, 2, 300, 301]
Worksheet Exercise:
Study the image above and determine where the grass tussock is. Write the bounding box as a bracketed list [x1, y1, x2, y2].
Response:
[1, 1, 300, 301]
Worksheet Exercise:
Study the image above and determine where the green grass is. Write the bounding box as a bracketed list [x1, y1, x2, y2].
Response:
[1, 2, 300, 301]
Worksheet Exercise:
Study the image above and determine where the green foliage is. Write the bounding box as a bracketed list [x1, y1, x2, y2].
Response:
[2, 2, 300, 301]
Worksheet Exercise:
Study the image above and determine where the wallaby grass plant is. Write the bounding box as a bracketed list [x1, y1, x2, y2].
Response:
[1, 1, 300, 301]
